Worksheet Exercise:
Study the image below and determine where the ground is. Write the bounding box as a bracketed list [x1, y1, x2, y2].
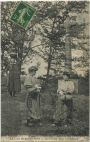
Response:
[1, 76, 89, 136]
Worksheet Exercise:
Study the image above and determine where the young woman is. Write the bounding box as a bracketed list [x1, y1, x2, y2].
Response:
[24, 66, 42, 126]
[53, 71, 74, 125]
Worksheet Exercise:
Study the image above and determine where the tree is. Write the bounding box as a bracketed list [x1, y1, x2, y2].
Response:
[1, 1, 89, 78]
[34, 1, 89, 77]
[1, 2, 33, 72]
[1, 2, 47, 72]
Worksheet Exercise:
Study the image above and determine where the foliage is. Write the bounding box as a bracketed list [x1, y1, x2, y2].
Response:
[34, 1, 89, 77]
[1, 1, 89, 77]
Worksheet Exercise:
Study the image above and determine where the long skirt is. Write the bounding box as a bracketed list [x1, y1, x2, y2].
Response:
[53, 95, 73, 123]
[26, 92, 41, 120]
[53, 96, 67, 122]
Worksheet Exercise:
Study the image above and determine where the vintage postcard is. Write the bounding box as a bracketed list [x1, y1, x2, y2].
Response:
[1, 1, 89, 142]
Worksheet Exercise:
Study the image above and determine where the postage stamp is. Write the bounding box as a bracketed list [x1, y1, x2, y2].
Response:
[10, 2, 36, 29]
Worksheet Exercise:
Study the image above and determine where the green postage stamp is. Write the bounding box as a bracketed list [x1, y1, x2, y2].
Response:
[11, 2, 36, 29]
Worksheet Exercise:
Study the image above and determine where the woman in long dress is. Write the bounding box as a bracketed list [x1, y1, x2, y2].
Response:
[24, 66, 42, 126]
[53, 71, 74, 125]
[8, 58, 21, 96]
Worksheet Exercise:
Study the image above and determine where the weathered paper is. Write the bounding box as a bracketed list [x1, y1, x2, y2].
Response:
[1, 1, 89, 142]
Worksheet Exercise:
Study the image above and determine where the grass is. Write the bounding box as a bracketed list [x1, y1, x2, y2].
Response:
[1, 81, 89, 136]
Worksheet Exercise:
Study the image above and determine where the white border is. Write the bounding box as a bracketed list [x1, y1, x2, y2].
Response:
[0, 1, 1, 140]
[0, 0, 89, 1]
[0, 0, 90, 141]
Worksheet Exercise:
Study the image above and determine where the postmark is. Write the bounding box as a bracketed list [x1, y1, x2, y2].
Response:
[10, 2, 36, 29]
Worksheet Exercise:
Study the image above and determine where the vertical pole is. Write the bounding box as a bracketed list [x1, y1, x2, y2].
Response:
[64, 16, 72, 73]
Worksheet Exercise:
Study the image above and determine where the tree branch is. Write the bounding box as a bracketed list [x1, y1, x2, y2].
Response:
[22, 43, 46, 61]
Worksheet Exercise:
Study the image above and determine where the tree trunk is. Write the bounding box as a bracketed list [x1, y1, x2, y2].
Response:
[17, 42, 24, 73]
[46, 46, 52, 82]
